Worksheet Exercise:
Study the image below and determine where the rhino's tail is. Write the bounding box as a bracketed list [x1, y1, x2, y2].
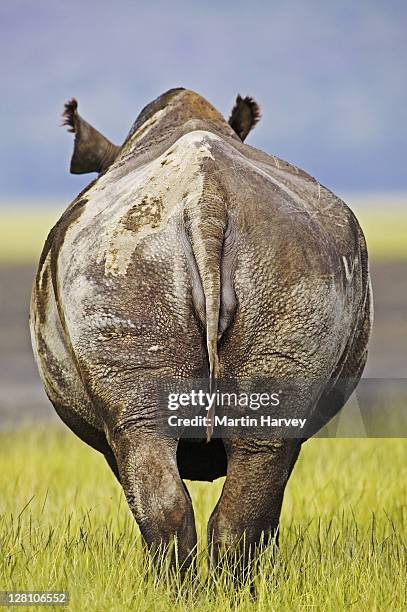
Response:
[182, 180, 236, 441]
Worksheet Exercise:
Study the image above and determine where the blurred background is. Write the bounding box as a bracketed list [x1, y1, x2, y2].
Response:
[0, 0, 406, 427]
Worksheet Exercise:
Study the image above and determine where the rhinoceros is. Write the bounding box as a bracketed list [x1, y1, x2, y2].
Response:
[30, 88, 372, 575]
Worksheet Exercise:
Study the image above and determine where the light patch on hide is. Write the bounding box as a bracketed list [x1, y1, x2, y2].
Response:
[37, 258, 49, 292]
[90, 313, 138, 332]
[342, 255, 358, 282]
[148, 345, 160, 352]
[128, 108, 167, 143]
[342, 256, 351, 281]
[51, 130, 221, 336]
[30, 257, 61, 403]
[59, 275, 100, 350]
[100, 130, 218, 276]
[30, 253, 102, 430]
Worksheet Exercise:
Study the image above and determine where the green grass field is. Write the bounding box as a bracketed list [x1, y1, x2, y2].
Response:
[0, 429, 405, 610]
[0, 200, 406, 262]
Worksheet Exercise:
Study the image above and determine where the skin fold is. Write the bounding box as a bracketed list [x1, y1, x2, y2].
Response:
[30, 88, 372, 578]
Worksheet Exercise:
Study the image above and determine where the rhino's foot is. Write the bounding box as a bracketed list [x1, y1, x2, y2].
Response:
[110, 428, 197, 578]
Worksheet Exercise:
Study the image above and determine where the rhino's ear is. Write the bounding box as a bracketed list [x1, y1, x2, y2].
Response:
[62, 98, 120, 174]
[228, 95, 261, 142]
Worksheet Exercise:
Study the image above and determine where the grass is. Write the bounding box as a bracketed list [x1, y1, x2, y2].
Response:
[0, 199, 406, 262]
[0, 428, 405, 610]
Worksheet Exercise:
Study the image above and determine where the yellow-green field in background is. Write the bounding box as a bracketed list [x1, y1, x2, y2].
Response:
[0, 210, 60, 263]
[0, 200, 406, 262]
[357, 208, 407, 260]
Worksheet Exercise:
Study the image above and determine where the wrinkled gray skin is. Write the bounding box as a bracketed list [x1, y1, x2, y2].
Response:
[30, 88, 372, 577]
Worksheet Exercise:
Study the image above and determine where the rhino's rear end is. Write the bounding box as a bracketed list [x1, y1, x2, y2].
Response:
[30, 88, 372, 577]
[31, 124, 370, 444]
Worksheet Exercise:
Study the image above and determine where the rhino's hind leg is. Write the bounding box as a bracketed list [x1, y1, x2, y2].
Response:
[110, 429, 197, 577]
[208, 438, 301, 578]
